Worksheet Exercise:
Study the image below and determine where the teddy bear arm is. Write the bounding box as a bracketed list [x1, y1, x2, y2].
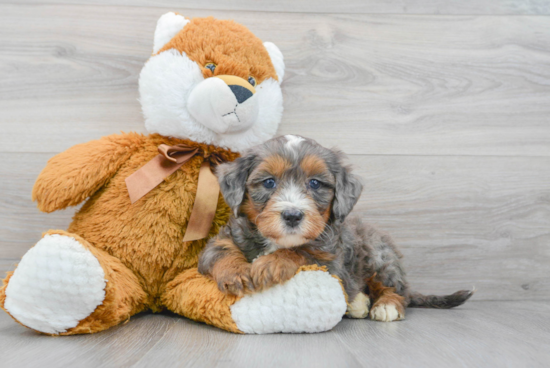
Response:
[162, 266, 348, 334]
[32, 133, 144, 213]
[162, 268, 242, 333]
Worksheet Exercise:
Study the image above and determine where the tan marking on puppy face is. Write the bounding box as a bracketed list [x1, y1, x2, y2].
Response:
[243, 154, 290, 229]
[254, 199, 289, 242]
[157, 17, 278, 84]
[300, 209, 327, 241]
[300, 155, 329, 177]
[301, 155, 333, 240]
[254, 184, 327, 248]
[241, 194, 260, 225]
[256, 155, 292, 179]
[251, 194, 312, 248]
[323, 204, 332, 220]
[245, 151, 335, 248]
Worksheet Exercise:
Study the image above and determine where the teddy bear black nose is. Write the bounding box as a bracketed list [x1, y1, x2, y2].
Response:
[281, 209, 304, 228]
[228, 85, 253, 104]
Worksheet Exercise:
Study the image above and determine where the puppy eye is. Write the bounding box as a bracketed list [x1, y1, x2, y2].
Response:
[248, 76, 256, 87]
[205, 63, 216, 73]
[309, 179, 321, 190]
[263, 178, 276, 189]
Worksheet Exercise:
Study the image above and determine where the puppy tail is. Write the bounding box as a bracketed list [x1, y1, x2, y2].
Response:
[407, 288, 475, 309]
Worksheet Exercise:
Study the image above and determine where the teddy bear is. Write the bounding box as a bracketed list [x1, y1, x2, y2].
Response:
[0, 13, 347, 335]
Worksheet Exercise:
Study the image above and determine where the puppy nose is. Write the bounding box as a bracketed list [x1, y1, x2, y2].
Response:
[228, 85, 253, 104]
[281, 209, 304, 228]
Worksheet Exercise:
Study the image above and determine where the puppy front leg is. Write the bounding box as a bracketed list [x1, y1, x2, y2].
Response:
[198, 238, 254, 297]
[250, 249, 309, 292]
[250, 247, 337, 291]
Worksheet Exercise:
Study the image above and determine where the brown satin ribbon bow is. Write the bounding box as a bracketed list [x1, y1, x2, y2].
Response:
[125, 143, 224, 242]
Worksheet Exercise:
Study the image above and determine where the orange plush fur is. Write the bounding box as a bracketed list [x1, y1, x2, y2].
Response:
[0, 16, 294, 335]
[0, 133, 240, 334]
[158, 17, 278, 84]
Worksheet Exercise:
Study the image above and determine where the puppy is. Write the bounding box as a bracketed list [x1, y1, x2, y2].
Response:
[198, 135, 473, 321]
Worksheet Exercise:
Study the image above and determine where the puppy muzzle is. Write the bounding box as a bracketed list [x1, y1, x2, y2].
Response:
[187, 75, 259, 134]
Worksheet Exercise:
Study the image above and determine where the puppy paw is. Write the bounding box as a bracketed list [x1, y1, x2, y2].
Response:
[369, 302, 405, 322]
[213, 263, 254, 297]
[250, 253, 299, 291]
[347, 292, 371, 319]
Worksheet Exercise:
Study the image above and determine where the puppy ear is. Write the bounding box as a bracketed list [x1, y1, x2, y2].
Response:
[332, 159, 363, 223]
[216, 153, 258, 215]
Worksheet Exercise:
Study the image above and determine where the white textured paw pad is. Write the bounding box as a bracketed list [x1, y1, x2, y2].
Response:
[347, 292, 370, 319]
[370, 303, 404, 322]
[230, 270, 347, 334]
[4, 234, 106, 334]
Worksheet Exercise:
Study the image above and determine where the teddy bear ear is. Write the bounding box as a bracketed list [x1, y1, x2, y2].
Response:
[153, 12, 189, 54]
[264, 42, 285, 84]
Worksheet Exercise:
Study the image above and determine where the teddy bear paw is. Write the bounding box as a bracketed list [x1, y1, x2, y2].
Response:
[229, 268, 347, 334]
[3, 234, 106, 334]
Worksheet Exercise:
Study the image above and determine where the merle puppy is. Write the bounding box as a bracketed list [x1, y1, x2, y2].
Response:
[198, 135, 472, 321]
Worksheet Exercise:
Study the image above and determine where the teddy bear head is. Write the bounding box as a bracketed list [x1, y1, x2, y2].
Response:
[139, 13, 285, 152]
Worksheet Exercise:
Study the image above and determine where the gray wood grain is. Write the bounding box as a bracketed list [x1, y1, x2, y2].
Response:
[2, 152, 548, 301]
[6, 0, 550, 15]
[1, 302, 549, 368]
[132, 316, 361, 368]
[0, 311, 180, 367]
[1, 5, 550, 156]
[332, 301, 550, 368]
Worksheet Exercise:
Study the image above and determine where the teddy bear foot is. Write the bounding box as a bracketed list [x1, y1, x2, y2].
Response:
[3, 234, 106, 334]
[229, 267, 347, 334]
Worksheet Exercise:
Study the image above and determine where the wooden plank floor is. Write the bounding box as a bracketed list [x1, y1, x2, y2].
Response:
[0, 0, 549, 366]
[1, 301, 550, 368]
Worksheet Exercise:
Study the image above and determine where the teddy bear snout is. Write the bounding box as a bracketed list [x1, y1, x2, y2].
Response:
[187, 75, 259, 135]
[228, 85, 253, 104]
[216, 74, 256, 104]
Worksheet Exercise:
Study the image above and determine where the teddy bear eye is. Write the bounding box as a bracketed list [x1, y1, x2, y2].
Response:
[205, 63, 216, 73]
[248, 76, 256, 87]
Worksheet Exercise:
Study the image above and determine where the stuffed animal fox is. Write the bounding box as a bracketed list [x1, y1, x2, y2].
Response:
[0, 13, 346, 335]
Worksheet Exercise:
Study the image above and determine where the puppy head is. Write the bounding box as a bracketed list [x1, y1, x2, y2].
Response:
[216, 135, 363, 247]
